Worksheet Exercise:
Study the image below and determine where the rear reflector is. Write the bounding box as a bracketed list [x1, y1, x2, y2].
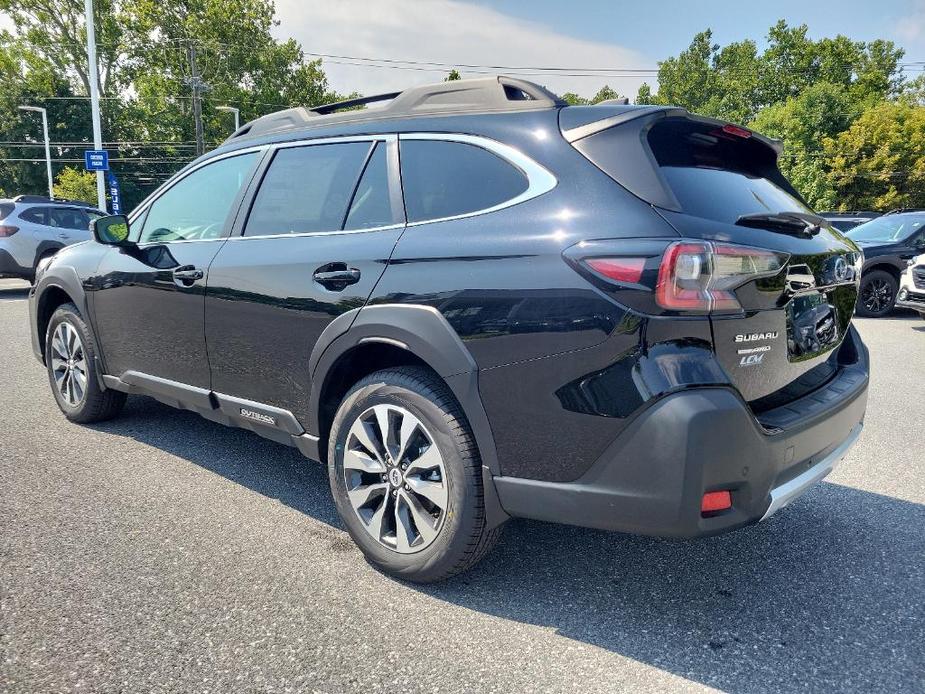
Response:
[701, 490, 732, 514]
[584, 257, 646, 284]
[0, 225, 19, 237]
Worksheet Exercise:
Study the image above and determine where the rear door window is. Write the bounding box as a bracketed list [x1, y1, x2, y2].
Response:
[244, 142, 371, 236]
[49, 207, 90, 230]
[344, 143, 394, 230]
[399, 140, 528, 223]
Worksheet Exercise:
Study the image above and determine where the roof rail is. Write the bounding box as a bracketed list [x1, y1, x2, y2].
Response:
[884, 208, 925, 215]
[226, 76, 567, 142]
[12, 194, 96, 208]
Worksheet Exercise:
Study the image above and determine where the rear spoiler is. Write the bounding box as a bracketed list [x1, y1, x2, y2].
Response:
[563, 106, 793, 213]
[561, 106, 784, 156]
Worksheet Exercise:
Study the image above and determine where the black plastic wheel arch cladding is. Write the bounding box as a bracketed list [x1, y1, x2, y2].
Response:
[307, 303, 502, 477]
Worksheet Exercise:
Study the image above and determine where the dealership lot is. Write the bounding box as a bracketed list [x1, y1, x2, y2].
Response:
[1, 278, 922, 693]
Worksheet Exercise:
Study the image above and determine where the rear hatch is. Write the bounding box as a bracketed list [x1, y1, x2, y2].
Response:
[565, 108, 862, 410]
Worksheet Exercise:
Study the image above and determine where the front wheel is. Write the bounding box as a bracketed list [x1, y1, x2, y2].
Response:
[857, 270, 898, 317]
[45, 303, 126, 423]
[328, 367, 502, 582]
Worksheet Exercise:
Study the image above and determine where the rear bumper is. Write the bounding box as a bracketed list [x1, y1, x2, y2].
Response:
[493, 327, 869, 538]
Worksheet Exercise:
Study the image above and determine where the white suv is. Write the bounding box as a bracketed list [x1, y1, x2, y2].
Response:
[0, 196, 106, 282]
[896, 253, 925, 318]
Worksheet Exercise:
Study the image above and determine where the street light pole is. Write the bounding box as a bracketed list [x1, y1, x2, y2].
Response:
[18, 106, 53, 199]
[216, 105, 240, 132]
[84, 0, 106, 211]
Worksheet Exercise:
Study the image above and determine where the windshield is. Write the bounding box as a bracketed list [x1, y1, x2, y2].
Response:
[846, 215, 925, 243]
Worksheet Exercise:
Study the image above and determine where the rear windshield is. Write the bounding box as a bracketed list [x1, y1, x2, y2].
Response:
[846, 215, 925, 243]
[0, 203, 13, 220]
[646, 119, 811, 224]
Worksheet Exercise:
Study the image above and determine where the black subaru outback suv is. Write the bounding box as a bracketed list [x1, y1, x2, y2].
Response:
[29, 77, 869, 582]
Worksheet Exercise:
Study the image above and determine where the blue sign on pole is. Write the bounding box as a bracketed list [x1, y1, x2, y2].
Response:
[107, 172, 122, 215]
[84, 150, 109, 171]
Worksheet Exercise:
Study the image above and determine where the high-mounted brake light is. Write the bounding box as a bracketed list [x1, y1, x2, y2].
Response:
[584, 257, 646, 284]
[721, 123, 752, 139]
[0, 225, 19, 237]
[656, 241, 788, 313]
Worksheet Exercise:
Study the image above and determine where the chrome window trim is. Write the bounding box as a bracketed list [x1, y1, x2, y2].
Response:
[129, 131, 556, 244]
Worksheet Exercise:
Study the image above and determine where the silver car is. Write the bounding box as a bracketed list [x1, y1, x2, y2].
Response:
[0, 196, 106, 283]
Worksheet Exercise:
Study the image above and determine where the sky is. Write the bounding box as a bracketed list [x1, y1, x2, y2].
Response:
[276, 0, 925, 99]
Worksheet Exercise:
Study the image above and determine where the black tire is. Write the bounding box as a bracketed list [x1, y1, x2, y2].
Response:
[328, 367, 502, 582]
[45, 303, 126, 423]
[857, 270, 898, 317]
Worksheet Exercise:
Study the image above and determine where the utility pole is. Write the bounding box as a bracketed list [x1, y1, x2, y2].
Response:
[18, 106, 53, 198]
[84, 0, 106, 211]
[185, 44, 210, 157]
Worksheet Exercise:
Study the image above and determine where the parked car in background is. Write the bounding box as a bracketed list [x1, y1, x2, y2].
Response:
[818, 211, 880, 233]
[845, 211, 925, 317]
[896, 253, 925, 318]
[29, 77, 869, 582]
[0, 195, 106, 283]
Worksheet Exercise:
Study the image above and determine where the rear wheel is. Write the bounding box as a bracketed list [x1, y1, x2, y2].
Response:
[857, 270, 897, 317]
[328, 367, 502, 582]
[45, 303, 126, 422]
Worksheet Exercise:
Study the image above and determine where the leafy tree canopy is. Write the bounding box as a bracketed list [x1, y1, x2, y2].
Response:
[53, 165, 97, 203]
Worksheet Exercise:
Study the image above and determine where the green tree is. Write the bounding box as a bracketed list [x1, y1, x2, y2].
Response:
[635, 82, 654, 105]
[0, 38, 93, 198]
[822, 102, 925, 210]
[750, 82, 862, 207]
[52, 166, 97, 203]
[560, 92, 589, 105]
[0, 0, 342, 208]
[445, 69, 461, 81]
[647, 21, 904, 124]
[590, 85, 620, 104]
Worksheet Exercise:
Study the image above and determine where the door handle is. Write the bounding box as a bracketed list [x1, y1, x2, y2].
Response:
[313, 266, 361, 289]
[173, 266, 204, 285]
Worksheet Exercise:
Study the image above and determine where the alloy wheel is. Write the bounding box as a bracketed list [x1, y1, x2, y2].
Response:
[342, 404, 448, 554]
[862, 278, 893, 314]
[50, 322, 87, 407]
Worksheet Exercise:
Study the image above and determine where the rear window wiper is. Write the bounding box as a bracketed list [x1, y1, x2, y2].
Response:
[735, 212, 823, 237]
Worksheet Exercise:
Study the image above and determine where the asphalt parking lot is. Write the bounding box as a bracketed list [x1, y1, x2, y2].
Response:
[1, 277, 923, 693]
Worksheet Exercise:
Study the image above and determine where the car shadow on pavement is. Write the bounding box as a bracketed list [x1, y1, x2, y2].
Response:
[95, 395, 925, 694]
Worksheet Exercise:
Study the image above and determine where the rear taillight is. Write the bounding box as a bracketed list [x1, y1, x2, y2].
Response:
[584, 257, 646, 284]
[0, 225, 18, 237]
[656, 241, 788, 313]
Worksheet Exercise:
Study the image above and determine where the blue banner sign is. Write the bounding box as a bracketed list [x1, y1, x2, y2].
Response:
[107, 172, 122, 215]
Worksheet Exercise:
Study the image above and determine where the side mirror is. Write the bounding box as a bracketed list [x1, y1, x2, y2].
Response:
[914, 236, 925, 250]
[91, 215, 132, 246]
